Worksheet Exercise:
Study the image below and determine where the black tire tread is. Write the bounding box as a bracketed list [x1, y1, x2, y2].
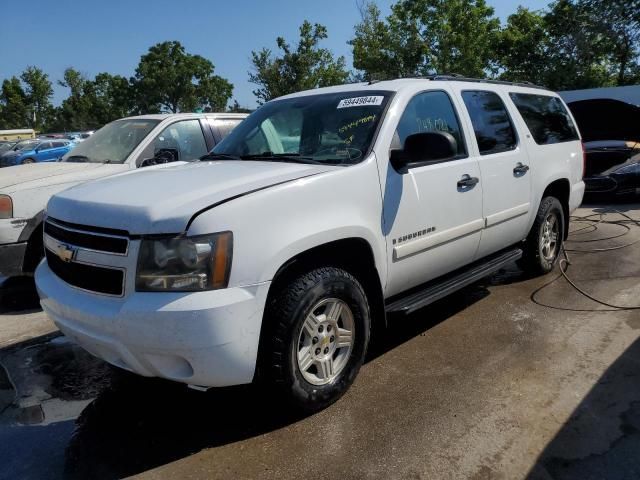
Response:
[519, 196, 564, 275]
[262, 266, 370, 411]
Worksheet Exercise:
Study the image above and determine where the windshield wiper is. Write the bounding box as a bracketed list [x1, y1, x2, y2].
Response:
[240, 152, 324, 165]
[200, 153, 242, 161]
[65, 155, 90, 163]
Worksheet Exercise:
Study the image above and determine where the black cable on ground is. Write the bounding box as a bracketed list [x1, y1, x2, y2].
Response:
[554, 209, 640, 310]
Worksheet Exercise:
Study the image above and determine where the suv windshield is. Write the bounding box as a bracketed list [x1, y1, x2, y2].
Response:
[62, 119, 160, 163]
[210, 91, 392, 165]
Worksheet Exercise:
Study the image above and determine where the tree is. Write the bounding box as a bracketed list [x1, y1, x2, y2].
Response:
[0, 77, 29, 129]
[249, 20, 350, 104]
[582, 0, 640, 85]
[351, 0, 500, 80]
[55, 68, 101, 130]
[92, 73, 133, 124]
[132, 41, 233, 113]
[350, 2, 418, 80]
[20, 66, 54, 131]
[495, 8, 550, 85]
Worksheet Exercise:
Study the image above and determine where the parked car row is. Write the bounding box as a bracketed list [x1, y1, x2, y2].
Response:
[0, 138, 75, 167]
[0, 131, 96, 168]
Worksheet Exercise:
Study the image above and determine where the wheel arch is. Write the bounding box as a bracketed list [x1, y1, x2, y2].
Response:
[18, 211, 45, 274]
[541, 178, 571, 240]
[267, 237, 386, 337]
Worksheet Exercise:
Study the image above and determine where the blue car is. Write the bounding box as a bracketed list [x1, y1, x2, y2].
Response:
[0, 139, 75, 167]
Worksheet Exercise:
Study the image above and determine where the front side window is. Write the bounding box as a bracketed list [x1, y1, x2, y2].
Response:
[212, 91, 392, 165]
[38, 141, 52, 151]
[461, 90, 517, 155]
[394, 90, 466, 156]
[63, 119, 159, 163]
[15, 140, 39, 151]
[149, 119, 208, 162]
[509, 93, 579, 145]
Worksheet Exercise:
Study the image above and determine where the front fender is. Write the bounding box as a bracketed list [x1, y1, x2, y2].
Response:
[187, 157, 387, 289]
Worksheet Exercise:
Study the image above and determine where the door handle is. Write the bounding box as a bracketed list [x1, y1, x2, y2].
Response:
[457, 174, 479, 189]
[513, 162, 530, 175]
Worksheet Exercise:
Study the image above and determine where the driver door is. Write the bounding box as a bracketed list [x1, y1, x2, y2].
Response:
[382, 90, 484, 297]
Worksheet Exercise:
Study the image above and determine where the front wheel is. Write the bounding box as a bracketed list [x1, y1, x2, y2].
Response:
[519, 196, 564, 275]
[262, 267, 370, 412]
[21, 158, 35, 164]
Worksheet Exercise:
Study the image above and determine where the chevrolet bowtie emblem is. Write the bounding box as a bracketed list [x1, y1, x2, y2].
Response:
[56, 242, 77, 263]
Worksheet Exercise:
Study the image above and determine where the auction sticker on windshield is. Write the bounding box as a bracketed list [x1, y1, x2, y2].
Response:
[337, 96, 384, 109]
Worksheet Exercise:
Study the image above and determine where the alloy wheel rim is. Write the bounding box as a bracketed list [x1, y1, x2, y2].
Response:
[295, 298, 355, 386]
[540, 213, 560, 261]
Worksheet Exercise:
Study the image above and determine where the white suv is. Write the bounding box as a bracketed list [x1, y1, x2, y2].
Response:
[36, 78, 585, 411]
[0, 113, 247, 286]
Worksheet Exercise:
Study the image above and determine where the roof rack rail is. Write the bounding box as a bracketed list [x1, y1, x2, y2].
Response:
[402, 74, 548, 90]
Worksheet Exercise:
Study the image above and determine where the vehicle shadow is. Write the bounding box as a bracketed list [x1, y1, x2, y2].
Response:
[526, 336, 640, 480]
[0, 276, 40, 313]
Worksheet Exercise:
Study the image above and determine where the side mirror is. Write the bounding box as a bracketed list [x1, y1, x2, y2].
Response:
[140, 148, 179, 168]
[390, 131, 457, 172]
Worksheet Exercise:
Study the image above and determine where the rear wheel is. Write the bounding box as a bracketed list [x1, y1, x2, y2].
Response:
[519, 196, 564, 275]
[262, 267, 370, 412]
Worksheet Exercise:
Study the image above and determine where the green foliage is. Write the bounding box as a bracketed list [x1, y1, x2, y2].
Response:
[351, 0, 500, 79]
[494, 7, 550, 85]
[20, 66, 54, 131]
[0, 77, 29, 130]
[249, 20, 350, 104]
[132, 41, 233, 113]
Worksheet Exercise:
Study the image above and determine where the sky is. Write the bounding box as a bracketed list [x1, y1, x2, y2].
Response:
[0, 0, 550, 109]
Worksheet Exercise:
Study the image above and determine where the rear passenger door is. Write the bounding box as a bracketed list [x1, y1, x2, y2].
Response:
[458, 89, 533, 258]
[50, 141, 69, 160]
[36, 141, 55, 161]
[384, 90, 484, 296]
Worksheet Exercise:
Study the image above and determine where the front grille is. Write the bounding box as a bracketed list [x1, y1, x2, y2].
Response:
[45, 219, 128, 254]
[46, 249, 125, 296]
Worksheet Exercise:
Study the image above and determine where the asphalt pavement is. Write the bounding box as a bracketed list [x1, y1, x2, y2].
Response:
[0, 203, 639, 480]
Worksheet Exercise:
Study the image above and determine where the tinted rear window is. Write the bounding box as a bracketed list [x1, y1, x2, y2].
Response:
[509, 93, 579, 145]
[461, 90, 517, 155]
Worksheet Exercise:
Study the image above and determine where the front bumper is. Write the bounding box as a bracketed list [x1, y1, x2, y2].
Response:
[36, 261, 271, 387]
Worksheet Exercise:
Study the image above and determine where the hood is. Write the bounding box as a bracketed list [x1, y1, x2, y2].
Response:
[47, 160, 335, 234]
[0, 162, 127, 194]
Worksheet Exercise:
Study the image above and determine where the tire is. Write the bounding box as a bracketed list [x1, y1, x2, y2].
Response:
[21, 158, 35, 164]
[261, 267, 371, 412]
[519, 196, 564, 275]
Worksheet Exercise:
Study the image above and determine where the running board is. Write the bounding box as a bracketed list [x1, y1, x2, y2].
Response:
[385, 248, 523, 315]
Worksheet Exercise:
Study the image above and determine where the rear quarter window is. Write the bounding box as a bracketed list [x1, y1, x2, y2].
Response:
[509, 93, 579, 145]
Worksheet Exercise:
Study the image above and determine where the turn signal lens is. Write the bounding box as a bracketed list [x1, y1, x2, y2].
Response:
[0, 195, 12, 219]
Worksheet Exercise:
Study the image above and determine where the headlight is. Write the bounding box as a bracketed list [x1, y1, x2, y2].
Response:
[136, 232, 233, 292]
[0, 195, 12, 219]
